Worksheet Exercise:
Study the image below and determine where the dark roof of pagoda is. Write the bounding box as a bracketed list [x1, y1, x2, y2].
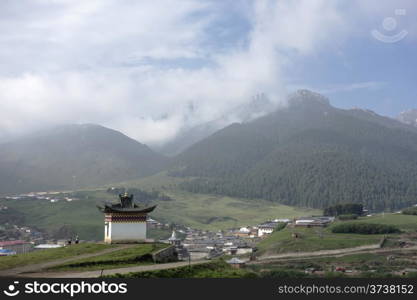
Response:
[97, 193, 157, 214]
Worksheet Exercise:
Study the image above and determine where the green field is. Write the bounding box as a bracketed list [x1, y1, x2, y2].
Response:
[0, 173, 320, 240]
[151, 190, 319, 231]
[353, 214, 417, 231]
[108, 250, 417, 278]
[113, 172, 185, 190]
[257, 226, 383, 255]
[0, 243, 115, 271]
[110, 173, 320, 230]
[0, 191, 112, 241]
[257, 212, 417, 255]
[49, 243, 168, 272]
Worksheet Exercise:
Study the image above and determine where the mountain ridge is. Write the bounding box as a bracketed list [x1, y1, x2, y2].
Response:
[171, 90, 417, 211]
[0, 124, 168, 194]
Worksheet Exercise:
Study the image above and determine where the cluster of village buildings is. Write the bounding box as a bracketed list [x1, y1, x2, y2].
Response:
[0, 193, 79, 256]
[5, 192, 78, 203]
[1, 191, 336, 261]
[0, 226, 75, 256]
[0, 212, 336, 258]
[149, 215, 336, 261]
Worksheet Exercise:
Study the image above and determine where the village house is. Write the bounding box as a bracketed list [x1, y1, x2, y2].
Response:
[0, 240, 33, 254]
[257, 223, 276, 237]
[233, 227, 251, 238]
[294, 216, 334, 227]
[0, 249, 15, 256]
[272, 218, 291, 223]
[34, 244, 63, 251]
[226, 257, 246, 269]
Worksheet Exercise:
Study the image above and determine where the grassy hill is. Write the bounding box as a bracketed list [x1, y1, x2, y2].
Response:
[257, 212, 417, 255]
[257, 226, 383, 255]
[347, 213, 417, 232]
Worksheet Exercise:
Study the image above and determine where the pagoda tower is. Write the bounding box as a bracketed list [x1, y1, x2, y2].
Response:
[168, 230, 181, 246]
[97, 193, 156, 244]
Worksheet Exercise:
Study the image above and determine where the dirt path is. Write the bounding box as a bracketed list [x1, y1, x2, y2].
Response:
[23, 260, 208, 278]
[254, 244, 381, 262]
[0, 245, 137, 277]
[250, 245, 417, 265]
[9, 244, 417, 278]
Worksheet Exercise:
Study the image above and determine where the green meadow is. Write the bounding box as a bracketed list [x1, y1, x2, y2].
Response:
[0, 173, 320, 240]
[257, 212, 417, 255]
[257, 226, 383, 255]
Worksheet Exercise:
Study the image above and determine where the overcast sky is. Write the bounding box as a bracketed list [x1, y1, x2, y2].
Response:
[0, 0, 416, 145]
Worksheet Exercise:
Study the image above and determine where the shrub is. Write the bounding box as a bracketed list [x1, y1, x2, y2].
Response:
[331, 222, 401, 234]
[402, 207, 417, 215]
[405, 272, 417, 278]
[274, 222, 287, 232]
[324, 203, 363, 216]
[338, 214, 358, 220]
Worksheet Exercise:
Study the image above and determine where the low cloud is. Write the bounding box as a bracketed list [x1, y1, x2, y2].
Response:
[1, 0, 408, 145]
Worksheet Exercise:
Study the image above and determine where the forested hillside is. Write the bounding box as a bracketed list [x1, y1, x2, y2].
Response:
[171, 90, 417, 211]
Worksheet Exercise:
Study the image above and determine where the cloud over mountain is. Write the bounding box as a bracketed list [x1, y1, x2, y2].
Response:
[0, 0, 415, 145]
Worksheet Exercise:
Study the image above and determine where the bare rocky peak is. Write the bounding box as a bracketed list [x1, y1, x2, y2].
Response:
[288, 89, 330, 106]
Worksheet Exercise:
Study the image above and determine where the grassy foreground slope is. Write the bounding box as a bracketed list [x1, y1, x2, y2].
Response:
[248, 251, 417, 278]
[49, 243, 168, 272]
[0, 243, 115, 271]
[107, 260, 256, 278]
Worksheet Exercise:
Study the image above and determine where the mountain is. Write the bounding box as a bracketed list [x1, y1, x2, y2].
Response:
[171, 90, 417, 211]
[347, 108, 417, 133]
[0, 124, 168, 194]
[397, 109, 417, 127]
[158, 93, 276, 156]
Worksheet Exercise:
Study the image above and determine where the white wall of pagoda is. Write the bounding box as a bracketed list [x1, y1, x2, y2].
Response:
[104, 213, 147, 243]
